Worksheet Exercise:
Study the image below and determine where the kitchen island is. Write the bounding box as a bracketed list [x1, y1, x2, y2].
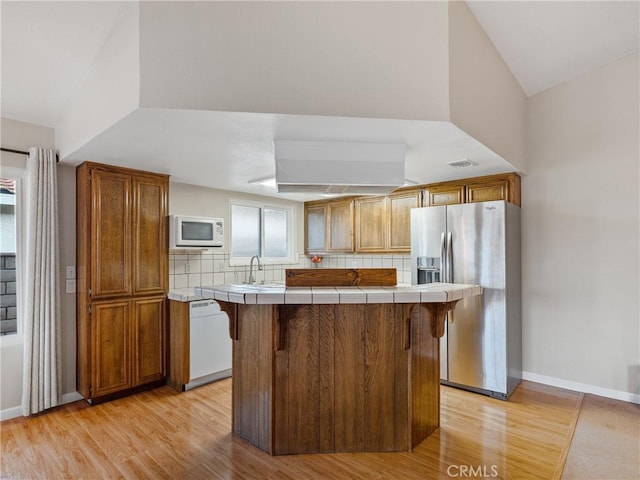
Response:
[196, 283, 482, 456]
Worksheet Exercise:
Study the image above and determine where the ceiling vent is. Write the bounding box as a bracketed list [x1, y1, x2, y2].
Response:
[274, 140, 406, 195]
[448, 159, 478, 168]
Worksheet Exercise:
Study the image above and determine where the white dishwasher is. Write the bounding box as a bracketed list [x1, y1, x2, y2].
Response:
[187, 299, 232, 390]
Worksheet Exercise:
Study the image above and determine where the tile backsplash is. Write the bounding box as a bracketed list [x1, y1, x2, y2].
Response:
[169, 252, 413, 289]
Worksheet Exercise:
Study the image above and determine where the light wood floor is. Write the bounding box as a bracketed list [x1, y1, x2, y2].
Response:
[1, 379, 583, 479]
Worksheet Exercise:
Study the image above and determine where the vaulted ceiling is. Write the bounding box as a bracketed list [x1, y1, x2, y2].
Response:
[2, 1, 638, 200]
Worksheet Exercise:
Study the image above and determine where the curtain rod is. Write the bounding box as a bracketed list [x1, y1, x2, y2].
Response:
[1, 147, 59, 162]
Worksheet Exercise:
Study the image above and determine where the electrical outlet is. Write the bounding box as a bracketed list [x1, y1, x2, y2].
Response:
[66, 266, 76, 279]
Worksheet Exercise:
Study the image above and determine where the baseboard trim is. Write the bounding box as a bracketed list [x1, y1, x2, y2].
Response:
[1, 391, 84, 422]
[61, 391, 83, 404]
[0, 406, 22, 422]
[523, 371, 640, 404]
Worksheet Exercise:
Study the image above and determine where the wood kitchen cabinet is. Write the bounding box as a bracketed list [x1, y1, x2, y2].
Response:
[465, 173, 521, 206]
[132, 296, 167, 386]
[90, 299, 131, 398]
[354, 196, 386, 252]
[304, 204, 326, 253]
[424, 184, 465, 206]
[168, 300, 190, 391]
[423, 173, 521, 207]
[304, 199, 354, 253]
[77, 161, 169, 403]
[304, 173, 520, 254]
[354, 189, 421, 253]
[327, 200, 355, 252]
[387, 189, 422, 251]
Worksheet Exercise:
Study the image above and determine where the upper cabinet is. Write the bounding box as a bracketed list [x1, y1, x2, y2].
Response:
[88, 167, 168, 299]
[132, 176, 169, 295]
[326, 199, 355, 252]
[304, 173, 520, 254]
[304, 198, 354, 254]
[423, 173, 521, 207]
[465, 173, 521, 206]
[424, 184, 465, 206]
[354, 189, 421, 253]
[90, 169, 133, 298]
[354, 196, 386, 252]
[387, 190, 422, 251]
[305, 204, 326, 253]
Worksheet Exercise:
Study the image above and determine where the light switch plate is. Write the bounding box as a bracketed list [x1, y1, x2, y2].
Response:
[66, 266, 76, 279]
[66, 279, 76, 293]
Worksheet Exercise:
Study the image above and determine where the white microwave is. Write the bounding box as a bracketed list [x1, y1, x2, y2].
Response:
[170, 215, 224, 249]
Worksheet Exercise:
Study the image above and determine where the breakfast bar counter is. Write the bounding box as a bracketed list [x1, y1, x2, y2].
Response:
[196, 283, 482, 456]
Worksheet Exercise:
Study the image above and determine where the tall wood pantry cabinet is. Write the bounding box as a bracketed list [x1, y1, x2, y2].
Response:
[76, 162, 169, 403]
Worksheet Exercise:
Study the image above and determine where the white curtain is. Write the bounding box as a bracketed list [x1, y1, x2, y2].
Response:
[22, 148, 61, 416]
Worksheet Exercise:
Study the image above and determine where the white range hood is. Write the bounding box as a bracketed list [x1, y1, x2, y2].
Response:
[274, 140, 406, 195]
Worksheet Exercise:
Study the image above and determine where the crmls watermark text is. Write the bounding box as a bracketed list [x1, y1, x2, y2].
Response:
[446, 464, 499, 478]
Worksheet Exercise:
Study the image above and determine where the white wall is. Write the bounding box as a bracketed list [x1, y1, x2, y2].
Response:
[56, 2, 140, 159]
[448, 1, 527, 172]
[0, 118, 79, 417]
[139, 1, 450, 122]
[523, 54, 639, 399]
[169, 180, 305, 256]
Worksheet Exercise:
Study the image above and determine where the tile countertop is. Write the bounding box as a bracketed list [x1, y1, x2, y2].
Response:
[167, 288, 204, 302]
[195, 283, 482, 305]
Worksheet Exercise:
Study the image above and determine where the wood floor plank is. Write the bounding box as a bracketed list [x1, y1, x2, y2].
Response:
[1, 379, 584, 480]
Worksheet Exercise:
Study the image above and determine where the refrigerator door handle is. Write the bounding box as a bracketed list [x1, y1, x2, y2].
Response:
[446, 232, 453, 283]
[440, 232, 446, 282]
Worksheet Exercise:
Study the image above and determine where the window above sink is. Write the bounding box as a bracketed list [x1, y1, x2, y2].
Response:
[229, 199, 297, 266]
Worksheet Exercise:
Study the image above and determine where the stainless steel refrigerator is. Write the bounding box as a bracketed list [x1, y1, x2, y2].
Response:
[410, 200, 521, 399]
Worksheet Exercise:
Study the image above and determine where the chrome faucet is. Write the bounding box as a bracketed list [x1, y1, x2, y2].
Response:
[248, 255, 263, 284]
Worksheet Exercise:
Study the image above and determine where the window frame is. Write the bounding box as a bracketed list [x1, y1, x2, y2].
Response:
[0, 166, 25, 345]
[229, 199, 297, 266]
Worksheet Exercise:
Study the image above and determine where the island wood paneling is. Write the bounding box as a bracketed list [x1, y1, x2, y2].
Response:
[334, 304, 366, 452]
[231, 303, 274, 453]
[410, 304, 440, 448]
[274, 304, 358, 454]
[364, 304, 399, 451]
[318, 304, 336, 453]
[230, 301, 444, 455]
[285, 268, 397, 287]
[394, 306, 411, 450]
[275, 305, 321, 454]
